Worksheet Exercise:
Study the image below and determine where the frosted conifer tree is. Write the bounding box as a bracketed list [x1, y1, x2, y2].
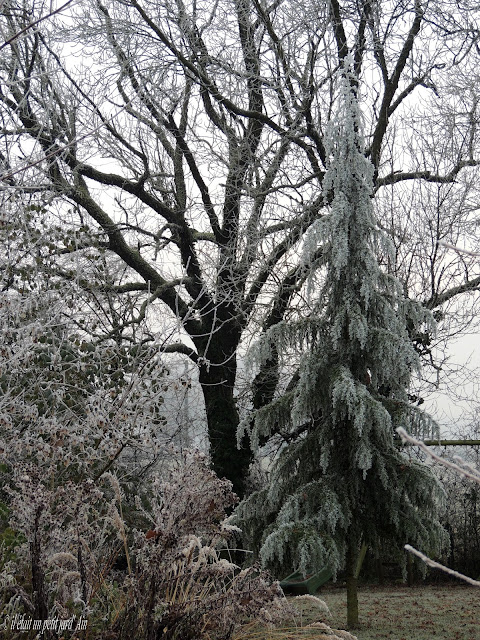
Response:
[235, 59, 447, 628]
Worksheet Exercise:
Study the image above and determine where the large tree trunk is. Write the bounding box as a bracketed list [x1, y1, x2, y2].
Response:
[198, 339, 252, 499]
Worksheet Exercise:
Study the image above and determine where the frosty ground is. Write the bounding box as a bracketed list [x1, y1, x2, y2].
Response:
[290, 584, 479, 640]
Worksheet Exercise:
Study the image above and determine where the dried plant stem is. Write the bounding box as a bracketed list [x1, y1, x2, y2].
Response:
[31, 505, 48, 621]
[117, 498, 132, 576]
[438, 241, 480, 258]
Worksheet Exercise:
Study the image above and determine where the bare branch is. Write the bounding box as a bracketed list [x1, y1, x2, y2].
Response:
[161, 342, 199, 363]
[405, 545, 480, 587]
[396, 428, 480, 483]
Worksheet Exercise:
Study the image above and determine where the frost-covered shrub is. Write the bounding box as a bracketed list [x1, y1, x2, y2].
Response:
[1, 466, 109, 623]
[0, 293, 171, 634]
[427, 418, 480, 579]
[435, 458, 480, 578]
[115, 451, 289, 640]
[1, 446, 292, 640]
[0, 291, 165, 605]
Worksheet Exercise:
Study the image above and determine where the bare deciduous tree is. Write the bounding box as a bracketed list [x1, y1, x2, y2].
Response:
[1, 0, 480, 496]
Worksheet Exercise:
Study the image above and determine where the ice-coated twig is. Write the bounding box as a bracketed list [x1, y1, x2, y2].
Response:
[405, 545, 480, 587]
[438, 241, 480, 258]
[396, 427, 480, 483]
[398, 427, 480, 586]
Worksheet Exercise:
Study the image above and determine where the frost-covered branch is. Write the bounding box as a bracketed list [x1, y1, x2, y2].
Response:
[2, 0, 480, 497]
[398, 428, 480, 586]
[396, 427, 480, 483]
[404, 545, 480, 587]
[438, 241, 480, 258]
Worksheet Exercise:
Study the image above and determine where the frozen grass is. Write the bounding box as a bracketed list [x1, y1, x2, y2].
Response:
[293, 584, 479, 640]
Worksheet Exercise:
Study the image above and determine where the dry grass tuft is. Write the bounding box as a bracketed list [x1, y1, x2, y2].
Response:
[234, 626, 357, 640]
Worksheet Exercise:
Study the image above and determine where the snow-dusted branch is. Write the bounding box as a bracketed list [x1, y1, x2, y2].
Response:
[438, 241, 480, 258]
[404, 545, 480, 587]
[396, 427, 480, 483]
[0, 0, 76, 52]
[398, 427, 480, 586]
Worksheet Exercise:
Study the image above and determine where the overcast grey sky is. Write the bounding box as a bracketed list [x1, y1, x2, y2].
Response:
[424, 333, 480, 437]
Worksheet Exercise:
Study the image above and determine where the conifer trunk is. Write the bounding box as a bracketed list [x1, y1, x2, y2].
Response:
[376, 556, 385, 586]
[407, 552, 414, 587]
[346, 545, 359, 628]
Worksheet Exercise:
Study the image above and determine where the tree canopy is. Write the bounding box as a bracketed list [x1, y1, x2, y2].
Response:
[1, 0, 480, 498]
